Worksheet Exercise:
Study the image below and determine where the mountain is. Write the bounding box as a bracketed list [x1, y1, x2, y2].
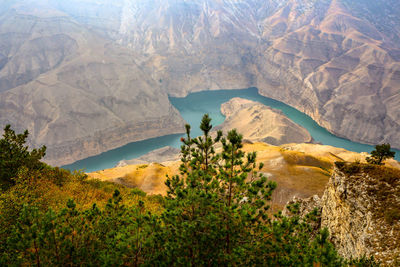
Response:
[0, 1, 185, 165]
[0, 0, 399, 165]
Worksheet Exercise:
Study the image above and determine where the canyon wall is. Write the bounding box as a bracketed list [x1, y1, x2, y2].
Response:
[0, 0, 399, 165]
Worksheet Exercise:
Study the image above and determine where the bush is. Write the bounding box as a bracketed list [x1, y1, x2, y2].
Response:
[335, 161, 361, 175]
[0, 125, 46, 189]
[366, 143, 396, 165]
[131, 188, 147, 197]
[0, 116, 353, 265]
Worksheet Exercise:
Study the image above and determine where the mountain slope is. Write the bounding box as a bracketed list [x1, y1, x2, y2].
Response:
[0, 7, 185, 165]
[89, 142, 400, 210]
[0, 0, 399, 165]
[215, 97, 313, 145]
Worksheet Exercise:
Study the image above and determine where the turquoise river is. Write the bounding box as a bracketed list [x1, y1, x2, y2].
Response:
[63, 87, 400, 172]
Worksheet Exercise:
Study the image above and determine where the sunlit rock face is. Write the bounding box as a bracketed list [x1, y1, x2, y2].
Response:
[285, 164, 400, 266]
[215, 97, 313, 145]
[0, 0, 399, 165]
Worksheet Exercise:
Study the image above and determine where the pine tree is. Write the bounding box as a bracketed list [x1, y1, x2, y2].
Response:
[0, 125, 46, 189]
[366, 143, 396, 165]
[1, 116, 356, 266]
[157, 114, 276, 265]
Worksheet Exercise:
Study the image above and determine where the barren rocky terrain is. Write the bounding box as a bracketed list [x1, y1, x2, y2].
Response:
[0, 0, 399, 165]
[216, 97, 313, 145]
[286, 162, 400, 265]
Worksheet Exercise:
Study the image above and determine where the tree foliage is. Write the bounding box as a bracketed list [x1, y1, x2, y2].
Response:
[2, 192, 158, 266]
[147, 114, 344, 265]
[152, 114, 277, 265]
[366, 143, 396, 165]
[0, 125, 46, 189]
[0, 118, 374, 266]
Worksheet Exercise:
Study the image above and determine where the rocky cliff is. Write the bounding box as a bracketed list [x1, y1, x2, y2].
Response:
[1, 0, 399, 165]
[286, 163, 400, 265]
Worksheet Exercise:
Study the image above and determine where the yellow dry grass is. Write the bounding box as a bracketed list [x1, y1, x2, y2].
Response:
[88, 142, 400, 210]
[88, 162, 181, 195]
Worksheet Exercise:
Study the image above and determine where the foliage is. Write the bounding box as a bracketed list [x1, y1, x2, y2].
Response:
[149, 115, 275, 264]
[366, 143, 396, 165]
[2, 192, 158, 266]
[347, 256, 380, 267]
[131, 187, 147, 197]
[147, 114, 343, 265]
[0, 124, 46, 189]
[0, 119, 372, 265]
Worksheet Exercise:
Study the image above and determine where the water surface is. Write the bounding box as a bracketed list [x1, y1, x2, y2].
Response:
[63, 87, 399, 172]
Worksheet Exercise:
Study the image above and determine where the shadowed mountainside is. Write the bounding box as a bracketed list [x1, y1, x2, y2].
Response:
[0, 3, 185, 165]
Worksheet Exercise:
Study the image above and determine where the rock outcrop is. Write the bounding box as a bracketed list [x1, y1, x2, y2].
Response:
[286, 163, 400, 265]
[216, 98, 313, 145]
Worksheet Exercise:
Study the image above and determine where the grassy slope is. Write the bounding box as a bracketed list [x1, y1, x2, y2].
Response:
[88, 142, 400, 210]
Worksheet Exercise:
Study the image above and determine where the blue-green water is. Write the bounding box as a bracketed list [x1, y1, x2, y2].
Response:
[63, 87, 399, 172]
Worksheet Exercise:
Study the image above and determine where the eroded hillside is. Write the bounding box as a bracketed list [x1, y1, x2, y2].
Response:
[0, 0, 399, 165]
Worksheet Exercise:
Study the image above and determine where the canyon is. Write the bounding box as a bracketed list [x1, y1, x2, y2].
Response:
[0, 0, 399, 165]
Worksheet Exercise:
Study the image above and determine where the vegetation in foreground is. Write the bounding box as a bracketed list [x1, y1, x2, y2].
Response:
[366, 143, 395, 165]
[0, 118, 376, 266]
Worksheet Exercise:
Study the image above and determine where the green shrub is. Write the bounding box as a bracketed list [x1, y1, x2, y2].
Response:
[0, 125, 46, 189]
[0, 116, 361, 266]
[131, 187, 147, 197]
[335, 161, 361, 175]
